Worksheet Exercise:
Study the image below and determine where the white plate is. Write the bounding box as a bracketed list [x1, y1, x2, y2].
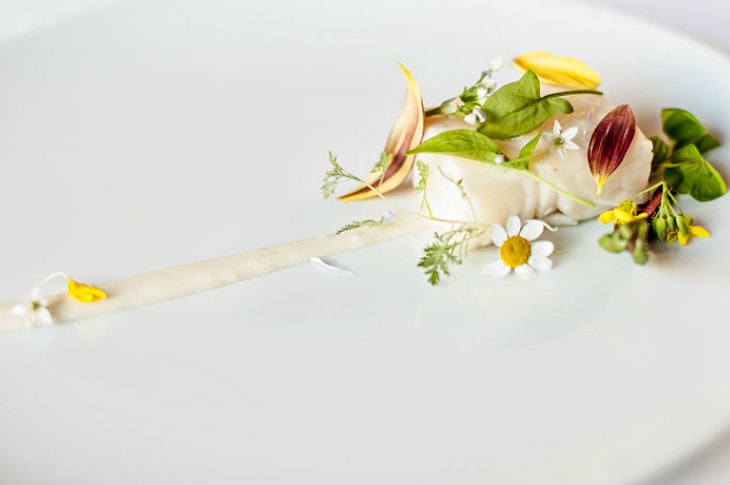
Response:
[1, 1, 729, 483]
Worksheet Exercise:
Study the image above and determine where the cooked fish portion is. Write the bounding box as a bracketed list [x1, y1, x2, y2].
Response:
[417, 93, 653, 225]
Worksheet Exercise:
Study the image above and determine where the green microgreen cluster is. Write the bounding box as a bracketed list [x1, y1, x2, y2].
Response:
[321, 151, 363, 199]
[417, 226, 481, 286]
[336, 216, 389, 235]
[425, 63, 499, 118]
[598, 108, 726, 263]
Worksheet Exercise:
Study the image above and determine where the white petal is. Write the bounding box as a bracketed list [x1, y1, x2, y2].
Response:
[489, 57, 503, 71]
[561, 126, 579, 141]
[528, 256, 553, 272]
[553, 120, 562, 137]
[34, 308, 53, 326]
[473, 108, 486, 123]
[476, 87, 487, 98]
[464, 113, 477, 125]
[506, 216, 521, 237]
[563, 140, 580, 151]
[489, 224, 508, 246]
[557, 146, 567, 160]
[10, 303, 28, 316]
[483, 260, 510, 279]
[519, 220, 544, 241]
[531, 240, 554, 257]
[309, 257, 354, 276]
[494, 154, 505, 165]
[30, 286, 43, 302]
[514, 264, 536, 279]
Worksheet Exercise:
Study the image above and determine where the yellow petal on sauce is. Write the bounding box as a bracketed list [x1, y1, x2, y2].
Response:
[67, 276, 107, 303]
[513, 52, 602, 90]
[338, 64, 425, 201]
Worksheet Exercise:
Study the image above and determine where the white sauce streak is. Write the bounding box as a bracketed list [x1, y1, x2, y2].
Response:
[0, 214, 425, 333]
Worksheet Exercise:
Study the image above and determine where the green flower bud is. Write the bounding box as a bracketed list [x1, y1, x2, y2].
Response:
[652, 216, 667, 241]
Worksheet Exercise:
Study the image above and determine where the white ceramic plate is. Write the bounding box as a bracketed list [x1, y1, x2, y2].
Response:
[1, 1, 729, 483]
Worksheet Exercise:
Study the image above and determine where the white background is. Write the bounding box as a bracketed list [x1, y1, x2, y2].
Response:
[0, 0, 728, 483]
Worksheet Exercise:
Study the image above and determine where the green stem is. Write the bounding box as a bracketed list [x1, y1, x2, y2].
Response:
[425, 106, 444, 117]
[514, 168, 595, 208]
[542, 89, 603, 99]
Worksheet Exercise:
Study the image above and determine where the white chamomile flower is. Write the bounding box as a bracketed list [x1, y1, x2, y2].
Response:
[464, 107, 486, 126]
[483, 215, 554, 279]
[547, 120, 580, 159]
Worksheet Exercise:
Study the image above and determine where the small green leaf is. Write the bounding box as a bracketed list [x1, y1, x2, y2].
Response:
[649, 136, 669, 173]
[407, 129, 502, 163]
[508, 133, 542, 170]
[479, 70, 575, 139]
[665, 144, 727, 202]
[661, 108, 720, 152]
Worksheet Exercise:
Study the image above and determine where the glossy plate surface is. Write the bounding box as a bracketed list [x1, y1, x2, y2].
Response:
[1, 1, 729, 483]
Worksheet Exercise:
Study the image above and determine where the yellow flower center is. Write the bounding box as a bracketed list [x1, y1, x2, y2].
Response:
[499, 236, 531, 268]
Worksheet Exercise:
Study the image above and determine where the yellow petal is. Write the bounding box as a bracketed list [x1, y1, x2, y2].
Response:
[614, 209, 636, 224]
[513, 51, 602, 90]
[339, 64, 425, 201]
[678, 232, 690, 246]
[689, 225, 710, 238]
[598, 210, 615, 224]
[67, 277, 107, 303]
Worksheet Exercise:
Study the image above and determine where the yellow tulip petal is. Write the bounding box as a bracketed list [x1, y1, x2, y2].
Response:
[598, 210, 615, 224]
[67, 277, 107, 303]
[339, 64, 425, 201]
[690, 225, 710, 238]
[513, 51, 602, 90]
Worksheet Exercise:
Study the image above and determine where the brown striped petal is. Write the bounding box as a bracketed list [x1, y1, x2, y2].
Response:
[588, 104, 636, 195]
[338, 64, 425, 201]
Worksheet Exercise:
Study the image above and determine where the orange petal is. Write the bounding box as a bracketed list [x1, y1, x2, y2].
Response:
[513, 52, 602, 89]
[338, 64, 425, 201]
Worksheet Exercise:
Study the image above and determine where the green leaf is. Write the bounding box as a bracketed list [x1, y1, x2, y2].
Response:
[479, 70, 574, 139]
[407, 129, 502, 163]
[665, 144, 727, 201]
[507, 133, 542, 170]
[649, 136, 669, 173]
[661, 108, 720, 152]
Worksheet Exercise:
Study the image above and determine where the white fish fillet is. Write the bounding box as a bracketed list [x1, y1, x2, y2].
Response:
[417, 93, 653, 226]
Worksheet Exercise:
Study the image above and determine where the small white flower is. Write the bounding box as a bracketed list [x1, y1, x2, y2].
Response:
[489, 57, 503, 72]
[494, 154, 505, 165]
[476, 86, 488, 100]
[11, 285, 53, 327]
[482, 215, 555, 279]
[464, 107, 486, 126]
[442, 98, 464, 115]
[547, 120, 580, 159]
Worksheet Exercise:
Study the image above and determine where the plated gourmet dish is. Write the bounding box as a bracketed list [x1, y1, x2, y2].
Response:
[324, 52, 726, 283]
[0, 52, 726, 329]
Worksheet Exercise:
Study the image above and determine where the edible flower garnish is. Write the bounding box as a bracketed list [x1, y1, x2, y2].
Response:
[338, 64, 425, 201]
[667, 216, 710, 246]
[547, 120, 580, 159]
[598, 200, 647, 225]
[9, 272, 106, 328]
[513, 51, 602, 89]
[66, 276, 107, 303]
[483, 216, 554, 278]
[588, 104, 637, 195]
[464, 107, 487, 126]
